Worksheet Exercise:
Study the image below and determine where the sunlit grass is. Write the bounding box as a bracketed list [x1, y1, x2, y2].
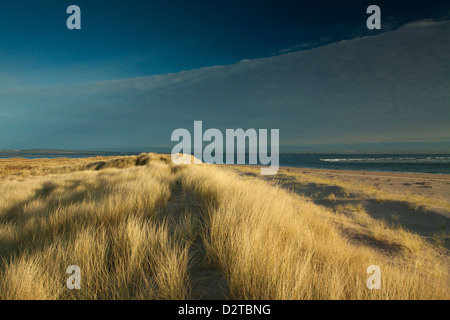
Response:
[0, 155, 447, 300]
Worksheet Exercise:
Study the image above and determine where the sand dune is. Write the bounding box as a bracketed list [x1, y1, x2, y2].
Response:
[0, 155, 448, 299]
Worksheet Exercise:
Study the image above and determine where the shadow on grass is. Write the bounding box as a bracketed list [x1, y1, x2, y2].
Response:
[261, 173, 449, 249]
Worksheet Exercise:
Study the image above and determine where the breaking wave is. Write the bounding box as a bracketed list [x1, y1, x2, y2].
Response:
[319, 156, 450, 164]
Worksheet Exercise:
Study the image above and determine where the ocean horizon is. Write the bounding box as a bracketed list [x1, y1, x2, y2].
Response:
[2, 152, 449, 175]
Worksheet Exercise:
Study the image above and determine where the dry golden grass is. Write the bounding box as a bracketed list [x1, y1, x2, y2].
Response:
[182, 165, 448, 299]
[0, 155, 190, 300]
[0, 155, 448, 299]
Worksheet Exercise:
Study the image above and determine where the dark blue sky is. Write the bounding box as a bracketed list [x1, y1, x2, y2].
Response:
[1, 1, 449, 152]
[1, 0, 449, 86]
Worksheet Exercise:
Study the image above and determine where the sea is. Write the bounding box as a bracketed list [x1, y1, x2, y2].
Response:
[277, 154, 450, 175]
[1, 152, 449, 175]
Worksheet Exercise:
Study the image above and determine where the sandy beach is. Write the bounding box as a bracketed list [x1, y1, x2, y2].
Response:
[280, 167, 450, 213]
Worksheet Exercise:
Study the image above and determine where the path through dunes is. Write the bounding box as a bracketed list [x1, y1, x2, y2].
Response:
[0, 155, 448, 299]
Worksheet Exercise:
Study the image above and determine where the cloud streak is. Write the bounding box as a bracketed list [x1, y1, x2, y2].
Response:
[1, 20, 449, 151]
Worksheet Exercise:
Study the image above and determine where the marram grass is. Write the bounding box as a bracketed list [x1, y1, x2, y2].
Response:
[0, 154, 447, 299]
